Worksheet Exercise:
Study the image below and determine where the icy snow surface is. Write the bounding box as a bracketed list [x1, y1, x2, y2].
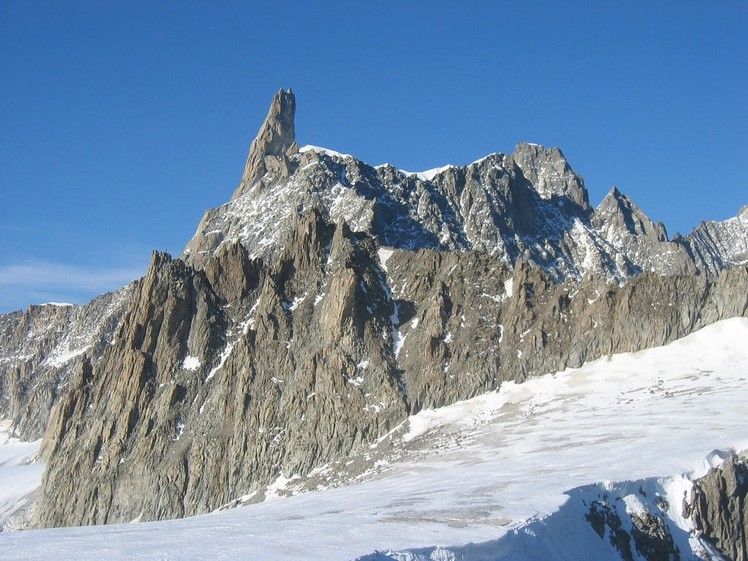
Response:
[44, 345, 90, 368]
[0, 423, 42, 531]
[399, 165, 454, 182]
[377, 247, 394, 272]
[181, 355, 201, 371]
[2, 318, 748, 560]
[299, 145, 353, 160]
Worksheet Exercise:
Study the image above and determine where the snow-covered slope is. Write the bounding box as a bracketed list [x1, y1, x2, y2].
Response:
[3, 317, 747, 560]
[0, 423, 42, 531]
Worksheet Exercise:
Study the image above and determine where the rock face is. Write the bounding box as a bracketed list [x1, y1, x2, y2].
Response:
[685, 452, 748, 561]
[511, 142, 589, 208]
[0, 287, 135, 439]
[233, 88, 297, 199]
[685, 204, 748, 275]
[32, 219, 748, 526]
[34, 219, 409, 526]
[585, 497, 681, 561]
[1, 90, 747, 529]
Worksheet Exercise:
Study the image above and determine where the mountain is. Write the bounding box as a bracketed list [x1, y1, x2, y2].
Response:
[185, 90, 746, 282]
[0, 287, 135, 437]
[2, 318, 747, 559]
[685, 203, 748, 274]
[0, 89, 746, 535]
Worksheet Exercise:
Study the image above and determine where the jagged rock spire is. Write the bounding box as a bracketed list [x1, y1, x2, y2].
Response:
[594, 185, 668, 241]
[510, 142, 590, 210]
[233, 88, 297, 199]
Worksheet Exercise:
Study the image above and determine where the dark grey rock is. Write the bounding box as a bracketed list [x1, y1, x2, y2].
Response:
[685, 452, 748, 561]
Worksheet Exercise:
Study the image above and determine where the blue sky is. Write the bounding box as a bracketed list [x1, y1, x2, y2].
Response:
[1, 1, 746, 312]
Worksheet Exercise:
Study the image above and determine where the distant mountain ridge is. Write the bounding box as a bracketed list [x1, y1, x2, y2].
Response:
[0, 89, 746, 532]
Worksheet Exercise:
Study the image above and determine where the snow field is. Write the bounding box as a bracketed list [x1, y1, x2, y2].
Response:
[1, 318, 747, 560]
[0, 423, 43, 531]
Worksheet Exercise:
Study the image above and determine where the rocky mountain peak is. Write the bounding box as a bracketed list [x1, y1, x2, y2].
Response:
[233, 88, 297, 199]
[586, 185, 701, 277]
[510, 142, 590, 210]
[685, 202, 748, 274]
[596, 186, 626, 212]
[183, 90, 746, 283]
[594, 186, 668, 242]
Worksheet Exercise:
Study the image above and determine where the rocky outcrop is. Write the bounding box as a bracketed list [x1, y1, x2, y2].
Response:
[591, 187, 696, 276]
[582, 451, 748, 561]
[0, 286, 134, 439]
[234, 87, 297, 198]
[586, 498, 682, 561]
[685, 452, 748, 561]
[583, 451, 748, 561]
[32, 206, 748, 526]
[685, 204, 748, 275]
[33, 215, 409, 527]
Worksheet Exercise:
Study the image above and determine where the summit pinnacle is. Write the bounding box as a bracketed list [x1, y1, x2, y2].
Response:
[233, 88, 297, 199]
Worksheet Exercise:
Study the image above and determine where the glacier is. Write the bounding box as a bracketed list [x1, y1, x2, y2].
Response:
[2, 317, 746, 560]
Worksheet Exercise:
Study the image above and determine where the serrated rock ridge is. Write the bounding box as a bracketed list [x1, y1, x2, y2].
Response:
[186, 93, 745, 284]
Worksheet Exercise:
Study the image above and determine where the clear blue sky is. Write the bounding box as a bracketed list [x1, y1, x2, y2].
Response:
[1, 1, 746, 312]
